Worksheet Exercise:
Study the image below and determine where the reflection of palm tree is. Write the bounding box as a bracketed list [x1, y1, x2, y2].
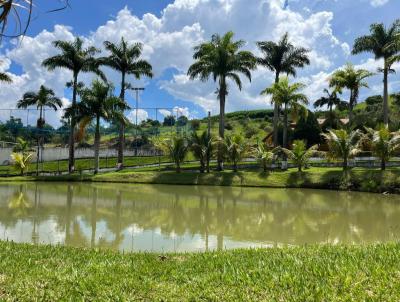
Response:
[31, 184, 39, 244]
[8, 185, 31, 217]
[91, 187, 97, 248]
[65, 185, 73, 245]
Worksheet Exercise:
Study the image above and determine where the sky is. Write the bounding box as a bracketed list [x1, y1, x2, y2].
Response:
[0, 0, 399, 127]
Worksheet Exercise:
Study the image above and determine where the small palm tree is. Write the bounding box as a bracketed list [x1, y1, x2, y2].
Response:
[188, 31, 257, 170]
[352, 20, 400, 126]
[153, 136, 189, 173]
[257, 33, 310, 146]
[12, 138, 31, 155]
[190, 131, 214, 173]
[262, 77, 308, 148]
[322, 129, 362, 171]
[102, 38, 153, 169]
[224, 134, 250, 172]
[17, 85, 62, 175]
[251, 141, 274, 172]
[11, 152, 32, 176]
[330, 64, 374, 125]
[68, 80, 129, 174]
[42, 37, 105, 173]
[365, 127, 400, 170]
[279, 140, 319, 172]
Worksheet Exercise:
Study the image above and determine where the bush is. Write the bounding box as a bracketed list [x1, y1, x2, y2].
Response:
[190, 119, 201, 131]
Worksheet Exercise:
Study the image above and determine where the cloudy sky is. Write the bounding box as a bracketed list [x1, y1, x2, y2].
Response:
[0, 0, 399, 126]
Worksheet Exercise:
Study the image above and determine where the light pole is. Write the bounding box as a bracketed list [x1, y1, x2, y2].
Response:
[129, 87, 145, 156]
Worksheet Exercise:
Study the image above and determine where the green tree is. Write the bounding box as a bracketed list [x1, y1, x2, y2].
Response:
[69, 80, 128, 174]
[11, 152, 32, 176]
[17, 85, 62, 175]
[330, 63, 374, 126]
[262, 77, 308, 148]
[224, 134, 250, 172]
[251, 142, 274, 172]
[322, 129, 362, 171]
[257, 33, 310, 147]
[365, 127, 400, 170]
[188, 31, 257, 170]
[102, 38, 153, 169]
[153, 136, 189, 173]
[42, 37, 105, 173]
[279, 140, 319, 172]
[0, 61, 11, 82]
[352, 20, 400, 126]
[190, 131, 214, 173]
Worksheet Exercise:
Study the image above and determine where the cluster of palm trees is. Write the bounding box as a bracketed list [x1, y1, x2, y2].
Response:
[2, 19, 400, 175]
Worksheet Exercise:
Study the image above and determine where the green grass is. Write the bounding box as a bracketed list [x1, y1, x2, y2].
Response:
[1, 241, 400, 301]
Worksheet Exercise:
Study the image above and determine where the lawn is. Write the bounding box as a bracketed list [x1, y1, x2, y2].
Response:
[0, 241, 399, 301]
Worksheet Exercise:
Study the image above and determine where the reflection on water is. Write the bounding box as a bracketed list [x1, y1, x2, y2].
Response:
[0, 182, 400, 252]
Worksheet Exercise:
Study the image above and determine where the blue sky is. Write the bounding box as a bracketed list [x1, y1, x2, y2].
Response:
[0, 0, 399, 126]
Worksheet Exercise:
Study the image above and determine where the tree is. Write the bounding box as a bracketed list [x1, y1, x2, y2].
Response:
[188, 31, 257, 170]
[152, 136, 189, 173]
[251, 142, 274, 172]
[365, 127, 400, 170]
[190, 131, 214, 173]
[293, 111, 322, 146]
[322, 129, 362, 171]
[279, 140, 319, 172]
[177, 116, 189, 127]
[69, 80, 128, 174]
[224, 134, 250, 172]
[257, 33, 310, 147]
[352, 20, 400, 126]
[102, 38, 153, 169]
[11, 152, 32, 176]
[42, 37, 105, 173]
[163, 115, 176, 126]
[330, 64, 374, 126]
[0, 61, 11, 82]
[262, 77, 308, 149]
[17, 85, 62, 175]
[314, 89, 347, 114]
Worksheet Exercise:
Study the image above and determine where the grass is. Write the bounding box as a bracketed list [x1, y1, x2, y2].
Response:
[3, 167, 400, 194]
[1, 241, 400, 301]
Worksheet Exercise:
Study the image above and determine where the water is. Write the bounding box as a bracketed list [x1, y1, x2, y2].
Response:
[0, 182, 399, 252]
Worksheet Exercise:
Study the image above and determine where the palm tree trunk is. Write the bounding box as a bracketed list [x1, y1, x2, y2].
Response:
[217, 77, 226, 171]
[343, 156, 348, 171]
[383, 62, 389, 127]
[381, 158, 386, 171]
[283, 103, 288, 148]
[117, 72, 126, 169]
[68, 73, 78, 174]
[36, 106, 43, 176]
[348, 91, 354, 126]
[94, 115, 101, 174]
[273, 72, 280, 147]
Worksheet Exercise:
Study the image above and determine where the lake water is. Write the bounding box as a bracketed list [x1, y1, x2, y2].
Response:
[0, 182, 399, 252]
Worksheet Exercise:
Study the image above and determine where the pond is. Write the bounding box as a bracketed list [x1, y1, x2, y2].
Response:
[0, 182, 399, 252]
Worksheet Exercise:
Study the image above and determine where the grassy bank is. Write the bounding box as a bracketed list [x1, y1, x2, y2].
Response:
[0, 241, 399, 301]
[4, 167, 399, 194]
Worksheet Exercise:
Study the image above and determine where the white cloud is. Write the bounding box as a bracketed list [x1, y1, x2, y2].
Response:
[127, 109, 149, 124]
[370, 0, 389, 7]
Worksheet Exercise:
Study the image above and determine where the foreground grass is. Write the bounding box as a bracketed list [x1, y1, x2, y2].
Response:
[0, 242, 399, 301]
[2, 167, 400, 193]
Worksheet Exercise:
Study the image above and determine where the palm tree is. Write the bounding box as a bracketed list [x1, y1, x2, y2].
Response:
[352, 20, 400, 126]
[0, 61, 11, 82]
[42, 37, 105, 173]
[187, 31, 257, 170]
[152, 136, 189, 173]
[69, 80, 128, 174]
[322, 129, 362, 171]
[224, 134, 250, 172]
[262, 77, 308, 148]
[17, 85, 62, 175]
[190, 131, 214, 173]
[102, 38, 153, 169]
[257, 33, 310, 146]
[365, 127, 400, 170]
[279, 140, 319, 172]
[330, 64, 374, 126]
[314, 89, 347, 129]
[251, 141, 274, 172]
[11, 152, 32, 176]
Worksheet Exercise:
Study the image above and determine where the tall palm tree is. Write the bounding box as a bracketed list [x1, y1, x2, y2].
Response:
[322, 129, 362, 171]
[314, 89, 347, 129]
[101, 38, 153, 169]
[365, 127, 400, 170]
[262, 77, 308, 148]
[188, 31, 257, 170]
[17, 85, 62, 175]
[42, 37, 105, 173]
[330, 63, 374, 126]
[257, 33, 310, 146]
[69, 80, 128, 174]
[352, 20, 400, 126]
